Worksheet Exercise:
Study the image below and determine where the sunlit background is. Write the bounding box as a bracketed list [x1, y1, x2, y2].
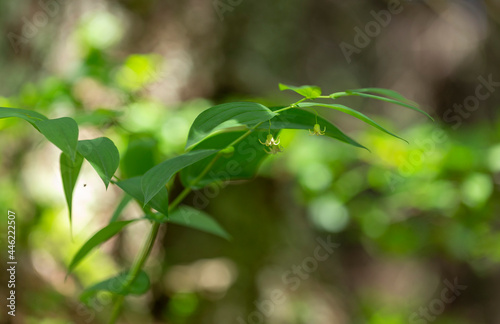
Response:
[1, 0, 499, 323]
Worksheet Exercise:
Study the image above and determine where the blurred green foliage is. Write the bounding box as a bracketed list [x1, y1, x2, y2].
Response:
[1, 2, 499, 324]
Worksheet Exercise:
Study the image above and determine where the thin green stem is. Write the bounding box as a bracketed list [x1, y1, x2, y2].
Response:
[107, 122, 265, 323]
[318, 92, 349, 99]
[107, 222, 161, 324]
[168, 127, 254, 213]
[108, 296, 124, 324]
[273, 97, 311, 114]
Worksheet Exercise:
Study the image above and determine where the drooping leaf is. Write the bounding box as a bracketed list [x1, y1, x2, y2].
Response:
[180, 129, 280, 188]
[60, 152, 84, 230]
[169, 206, 231, 240]
[185, 102, 277, 149]
[345, 90, 433, 120]
[298, 102, 407, 143]
[258, 107, 367, 150]
[141, 149, 218, 205]
[344, 88, 413, 103]
[35, 117, 79, 160]
[116, 177, 169, 217]
[0, 107, 47, 126]
[77, 137, 120, 188]
[279, 83, 322, 99]
[67, 219, 140, 275]
[80, 270, 150, 304]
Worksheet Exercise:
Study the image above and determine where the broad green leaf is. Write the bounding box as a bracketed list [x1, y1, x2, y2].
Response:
[298, 102, 407, 143]
[345, 90, 433, 120]
[258, 107, 367, 150]
[35, 117, 79, 160]
[0, 107, 47, 126]
[141, 149, 218, 205]
[109, 194, 133, 223]
[60, 152, 84, 230]
[116, 177, 169, 217]
[185, 102, 277, 149]
[77, 137, 120, 188]
[67, 220, 140, 274]
[80, 270, 150, 304]
[169, 206, 231, 240]
[279, 83, 322, 99]
[180, 130, 280, 188]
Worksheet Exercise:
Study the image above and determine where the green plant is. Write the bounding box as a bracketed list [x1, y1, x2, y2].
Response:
[0, 83, 431, 323]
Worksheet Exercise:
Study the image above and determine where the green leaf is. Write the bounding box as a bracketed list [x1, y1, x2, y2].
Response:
[345, 89, 433, 120]
[80, 270, 150, 304]
[180, 130, 279, 188]
[67, 220, 140, 275]
[345, 88, 411, 103]
[0, 107, 47, 126]
[35, 117, 79, 160]
[60, 152, 84, 230]
[77, 137, 120, 188]
[279, 83, 322, 99]
[169, 206, 231, 240]
[116, 177, 169, 217]
[258, 107, 367, 150]
[141, 149, 218, 205]
[185, 102, 277, 149]
[298, 102, 407, 143]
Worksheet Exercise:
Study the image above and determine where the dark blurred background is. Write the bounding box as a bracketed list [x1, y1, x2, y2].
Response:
[0, 0, 499, 323]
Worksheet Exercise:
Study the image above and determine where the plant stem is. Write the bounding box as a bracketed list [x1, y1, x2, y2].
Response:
[107, 102, 301, 323]
[107, 221, 160, 324]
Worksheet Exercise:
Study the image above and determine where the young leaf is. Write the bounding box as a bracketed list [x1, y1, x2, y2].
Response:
[258, 108, 367, 150]
[185, 102, 277, 149]
[77, 137, 120, 188]
[169, 206, 231, 240]
[80, 270, 150, 304]
[279, 83, 322, 99]
[116, 177, 169, 217]
[0, 107, 47, 126]
[141, 149, 218, 205]
[344, 90, 433, 120]
[60, 152, 84, 230]
[35, 117, 79, 160]
[67, 220, 140, 274]
[298, 102, 407, 143]
[180, 130, 280, 188]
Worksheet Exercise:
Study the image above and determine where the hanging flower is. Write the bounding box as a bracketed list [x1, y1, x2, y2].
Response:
[309, 123, 326, 136]
[259, 134, 281, 146]
[260, 134, 284, 154]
